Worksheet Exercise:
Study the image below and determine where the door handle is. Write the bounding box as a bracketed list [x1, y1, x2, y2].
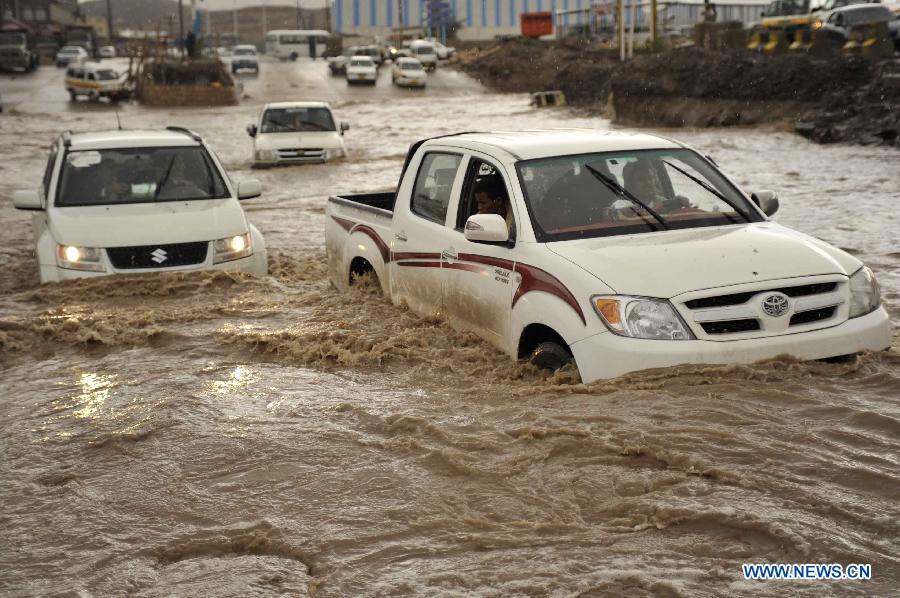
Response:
[441, 247, 458, 261]
[394, 231, 408, 242]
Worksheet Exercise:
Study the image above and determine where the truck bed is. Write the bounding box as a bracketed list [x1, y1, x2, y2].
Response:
[329, 192, 395, 215]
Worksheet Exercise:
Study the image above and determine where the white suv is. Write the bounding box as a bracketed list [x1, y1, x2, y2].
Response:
[247, 102, 349, 166]
[13, 127, 268, 283]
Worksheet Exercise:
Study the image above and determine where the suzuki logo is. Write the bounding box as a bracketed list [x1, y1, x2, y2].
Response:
[761, 293, 790, 317]
[150, 248, 168, 264]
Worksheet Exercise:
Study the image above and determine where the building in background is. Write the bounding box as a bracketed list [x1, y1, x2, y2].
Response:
[204, 5, 329, 49]
[0, 0, 80, 26]
[334, 0, 561, 40]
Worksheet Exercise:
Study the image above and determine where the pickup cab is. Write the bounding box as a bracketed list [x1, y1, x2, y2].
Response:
[325, 130, 890, 381]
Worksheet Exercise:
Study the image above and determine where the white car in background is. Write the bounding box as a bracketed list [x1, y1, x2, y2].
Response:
[409, 40, 438, 70]
[231, 44, 259, 73]
[98, 45, 116, 58]
[247, 101, 349, 166]
[12, 127, 267, 283]
[55, 45, 88, 67]
[426, 39, 456, 59]
[391, 57, 427, 88]
[346, 55, 377, 84]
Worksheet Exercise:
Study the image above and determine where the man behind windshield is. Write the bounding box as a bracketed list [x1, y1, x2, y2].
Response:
[261, 108, 335, 133]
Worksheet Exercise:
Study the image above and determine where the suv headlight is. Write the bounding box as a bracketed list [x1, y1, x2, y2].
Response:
[849, 266, 881, 318]
[255, 150, 277, 162]
[592, 295, 695, 340]
[324, 148, 345, 160]
[213, 233, 252, 264]
[57, 244, 105, 272]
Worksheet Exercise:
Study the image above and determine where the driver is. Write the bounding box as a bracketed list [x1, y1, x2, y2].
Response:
[473, 176, 513, 233]
[622, 160, 691, 214]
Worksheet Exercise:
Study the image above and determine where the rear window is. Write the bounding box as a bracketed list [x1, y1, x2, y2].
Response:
[57, 146, 229, 206]
[350, 58, 372, 66]
[400, 61, 423, 70]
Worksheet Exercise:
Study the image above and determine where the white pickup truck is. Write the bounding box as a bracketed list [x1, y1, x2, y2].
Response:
[325, 130, 890, 381]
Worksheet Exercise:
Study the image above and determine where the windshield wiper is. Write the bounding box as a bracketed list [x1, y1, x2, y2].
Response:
[583, 164, 669, 231]
[661, 160, 750, 222]
[154, 156, 176, 199]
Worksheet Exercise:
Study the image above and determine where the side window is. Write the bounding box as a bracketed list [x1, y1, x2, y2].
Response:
[42, 143, 58, 198]
[87, 72, 95, 81]
[66, 67, 75, 77]
[457, 158, 516, 239]
[411, 152, 462, 224]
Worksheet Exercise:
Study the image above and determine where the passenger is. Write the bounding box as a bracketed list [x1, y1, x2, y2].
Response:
[99, 165, 130, 201]
[473, 177, 513, 233]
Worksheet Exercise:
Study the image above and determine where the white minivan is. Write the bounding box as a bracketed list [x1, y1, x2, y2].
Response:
[13, 127, 267, 283]
[409, 40, 438, 70]
[247, 102, 349, 166]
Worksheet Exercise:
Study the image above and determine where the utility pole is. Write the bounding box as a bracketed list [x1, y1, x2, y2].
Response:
[105, 0, 114, 41]
[296, 0, 302, 29]
[178, 0, 185, 58]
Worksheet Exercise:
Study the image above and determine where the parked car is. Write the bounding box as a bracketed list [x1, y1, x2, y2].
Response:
[64, 62, 131, 102]
[0, 28, 39, 72]
[425, 38, 456, 59]
[231, 44, 259, 73]
[12, 127, 267, 283]
[247, 102, 349, 166]
[98, 45, 116, 58]
[327, 45, 359, 75]
[346, 55, 377, 84]
[817, 4, 899, 50]
[409, 40, 438, 70]
[325, 130, 890, 381]
[55, 45, 88, 67]
[391, 57, 427, 88]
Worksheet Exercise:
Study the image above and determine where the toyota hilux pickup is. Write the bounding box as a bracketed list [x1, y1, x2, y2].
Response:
[325, 130, 890, 381]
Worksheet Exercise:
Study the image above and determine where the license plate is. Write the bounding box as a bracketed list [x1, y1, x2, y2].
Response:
[356, 75, 365, 79]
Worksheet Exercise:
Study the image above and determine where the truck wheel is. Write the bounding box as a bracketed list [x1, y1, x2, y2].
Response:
[289, 52, 298, 61]
[68, 90, 77, 101]
[88, 91, 98, 102]
[529, 341, 572, 372]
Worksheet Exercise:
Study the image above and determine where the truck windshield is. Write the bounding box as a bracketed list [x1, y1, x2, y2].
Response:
[261, 107, 336, 133]
[517, 148, 762, 242]
[56, 147, 229, 206]
[763, 0, 810, 16]
[0, 33, 26, 45]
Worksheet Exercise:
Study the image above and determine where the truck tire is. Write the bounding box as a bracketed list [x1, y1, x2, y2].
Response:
[289, 52, 298, 61]
[88, 91, 98, 102]
[529, 341, 572, 372]
[68, 90, 77, 101]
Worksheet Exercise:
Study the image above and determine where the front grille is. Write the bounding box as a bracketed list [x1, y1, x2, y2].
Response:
[107, 241, 208, 270]
[701, 319, 761, 335]
[685, 282, 838, 309]
[277, 148, 324, 160]
[790, 306, 836, 326]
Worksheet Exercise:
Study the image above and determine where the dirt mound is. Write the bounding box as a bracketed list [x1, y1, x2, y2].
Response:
[458, 41, 899, 145]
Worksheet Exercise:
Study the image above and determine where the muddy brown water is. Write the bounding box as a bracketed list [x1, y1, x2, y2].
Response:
[1, 60, 899, 596]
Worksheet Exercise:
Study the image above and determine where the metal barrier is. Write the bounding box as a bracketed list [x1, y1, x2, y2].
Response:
[843, 22, 893, 59]
[530, 90, 568, 107]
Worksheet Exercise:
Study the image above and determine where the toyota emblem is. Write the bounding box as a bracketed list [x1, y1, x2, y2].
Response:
[761, 293, 789, 317]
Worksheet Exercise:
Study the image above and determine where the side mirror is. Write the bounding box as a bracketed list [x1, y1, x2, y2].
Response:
[340, 121, 350, 134]
[246, 124, 257, 137]
[751, 190, 779, 216]
[13, 189, 43, 210]
[464, 214, 509, 243]
[237, 178, 262, 199]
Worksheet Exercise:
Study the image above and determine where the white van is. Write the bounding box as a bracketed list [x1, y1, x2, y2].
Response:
[409, 40, 438, 70]
[265, 29, 330, 60]
[247, 102, 349, 166]
[12, 128, 267, 282]
[64, 62, 131, 102]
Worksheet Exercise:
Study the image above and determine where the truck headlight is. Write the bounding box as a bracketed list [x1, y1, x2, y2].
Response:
[592, 295, 695, 340]
[57, 244, 105, 272]
[255, 150, 277, 162]
[324, 148, 345, 160]
[849, 266, 881, 318]
[213, 233, 252, 264]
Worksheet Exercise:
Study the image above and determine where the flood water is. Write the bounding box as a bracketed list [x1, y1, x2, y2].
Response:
[1, 58, 898, 596]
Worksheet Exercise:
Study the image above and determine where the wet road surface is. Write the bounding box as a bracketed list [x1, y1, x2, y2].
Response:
[1, 58, 899, 596]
